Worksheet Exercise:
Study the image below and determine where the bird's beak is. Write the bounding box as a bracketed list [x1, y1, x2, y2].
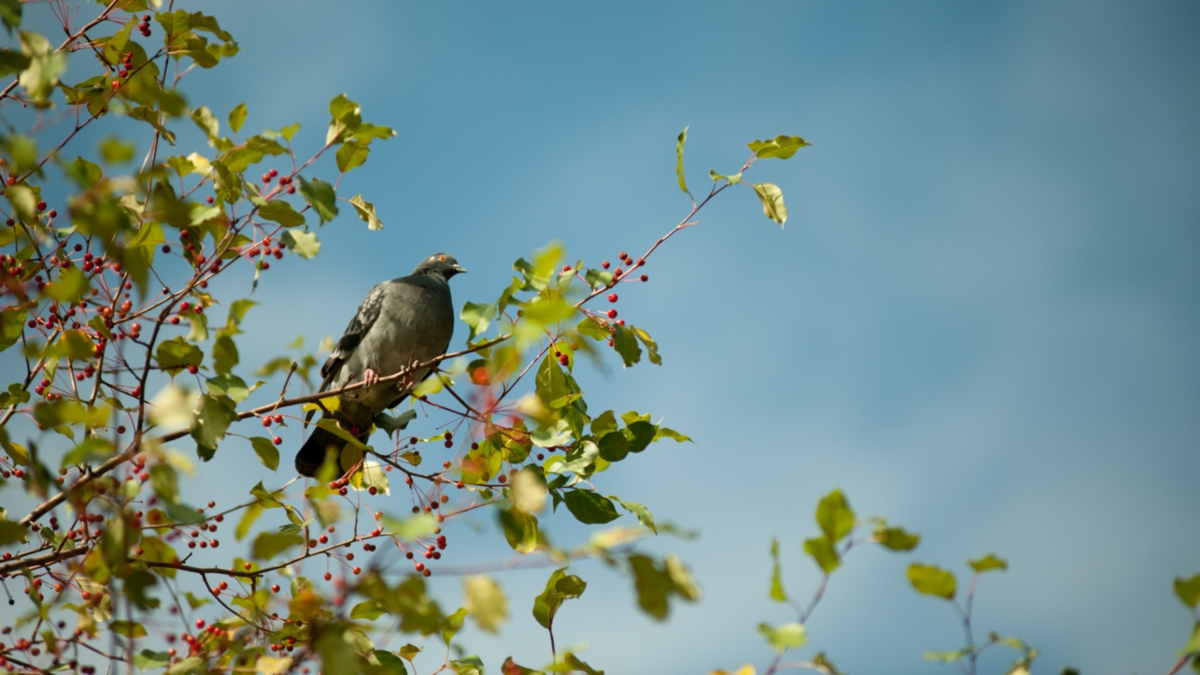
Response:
[452, 264, 468, 274]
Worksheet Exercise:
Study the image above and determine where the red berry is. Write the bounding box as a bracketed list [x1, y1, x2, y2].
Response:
[36, 201, 47, 212]
[323, 572, 332, 581]
[607, 293, 618, 303]
[607, 309, 617, 319]
[601, 260, 610, 269]
[272, 436, 282, 445]
[262, 417, 271, 427]
[640, 274, 648, 282]
[187, 365, 198, 374]
[195, 619, 205, 629]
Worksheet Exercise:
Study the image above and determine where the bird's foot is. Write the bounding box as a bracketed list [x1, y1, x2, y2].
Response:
[362, 368, 379, 388]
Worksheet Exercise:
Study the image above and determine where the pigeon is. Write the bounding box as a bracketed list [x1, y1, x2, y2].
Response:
[295, 253, 466, 477]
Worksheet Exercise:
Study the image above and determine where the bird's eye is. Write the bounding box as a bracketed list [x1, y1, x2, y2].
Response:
[439, 255, 446, 261]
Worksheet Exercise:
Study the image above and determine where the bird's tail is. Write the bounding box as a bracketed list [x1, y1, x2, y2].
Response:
[295, 425, 343, 478]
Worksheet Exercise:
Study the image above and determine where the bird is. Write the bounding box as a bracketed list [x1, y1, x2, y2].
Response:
[294, 253, 466, 478]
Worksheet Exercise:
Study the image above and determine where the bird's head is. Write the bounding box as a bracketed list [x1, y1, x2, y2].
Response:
[413, 253, 467, 280]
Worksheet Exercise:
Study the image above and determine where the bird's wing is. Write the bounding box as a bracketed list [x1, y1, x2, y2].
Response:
[319, 282, 388, 386]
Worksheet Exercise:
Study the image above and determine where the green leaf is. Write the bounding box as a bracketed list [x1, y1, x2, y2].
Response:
[615, 498, 657, 534]
[0, 305, 28, 354]
[282, 229, 320, 259]
[803, 535, 840, 574]
[631, 325, 661, 365]
[628, 554, 699, 621]
[110, 620, 147, 638]
[380, 513, 437, 540]
[748, 135, 810, 159]
[536, 354, 571, 407]
[374, 409, 416, 437]
[968, 553, 1008, 574]
[18, 31, 66, 105]
[753, 182, 788, 226]
[0, 0, 21, 33]
[228, 103, 247, 133]
[563, 490, 620, 525]
[612, 324, 641, 367]
[463, 575, 508, 635]
[133, 651, 171, 669]
[299, 176, 338, 224]
[212, 334, 238, 375]
[815, 489, 855, 542]
[461, 302, 495, 341]
[709, 168, 742, 185]
[1175, 574, 1200, 609]
[189, 393, 235, 459]
[258, 200, 305, 227]
[336, 140, 370, 173]
[532, 568, 586, 629]
[61, 436, 114, 467]
[250, 436, 280, 471]
[499, 507, 540, 554]
[97, 136, 135, 164]
[45, 266, 89, 303]
[908, 563, 957, 599]
[768, 538, 787, 602]
[875, 525, 920, 552]
[350, 600, 388, 621]
[758, 621, 807, 654]
[349, 194, 383, 230]
[0, 520, 29, 545]
[155, 336, 203, 373]
[149, 464, 179, 503]
[675, 126, 690, 195]
[252, 531, 303, 560]
[190, 105, 219, 142]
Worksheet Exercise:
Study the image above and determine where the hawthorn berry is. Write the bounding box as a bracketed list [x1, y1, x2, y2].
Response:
[608, 293, 618, 303]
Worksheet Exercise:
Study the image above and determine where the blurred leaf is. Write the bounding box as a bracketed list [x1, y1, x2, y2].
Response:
[908, 563, 957, 599]
[0, 520, 29, 545]
[99, 136, 135, 164]
[349, 194, 383, 230]
[815, 489, 855, 542]
[803, 535, 840, 574]
[1175, 574, 1200, 609]
[18, 31, 66, 105]
[748, 135, 810, 159]
[110, 620, 147, 638]
[380, 513, 437, 540]
[45, 266, 89, 303]
[511, 466, 548, 514]
[499, 507, 540, 554]
[753, 182, 787, 226]
[628, 554, 699, 621]
[968, 553, 1008, 574]
[0, 1, 21, 33]
[768, 539, 787, 602]
[190, 105, 219, 142]
[253, 531, 303, 560]
[374, 409, 416, 437]
[149, 464, 179, 503]
[228, 103, 247, 133]
[875, 526, 920, 552]
[675, 126, 690, 195]
[464, 575, 508, 635]
[757, 622, 807, 654]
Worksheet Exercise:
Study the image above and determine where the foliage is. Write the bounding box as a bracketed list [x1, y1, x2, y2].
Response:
[0, 3, 802, 673]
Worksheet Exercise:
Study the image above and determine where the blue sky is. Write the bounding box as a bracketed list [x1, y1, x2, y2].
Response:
[7, 1, 1200, 673]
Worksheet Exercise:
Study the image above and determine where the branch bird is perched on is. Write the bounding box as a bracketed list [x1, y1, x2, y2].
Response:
[295, 253, 467, 477]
